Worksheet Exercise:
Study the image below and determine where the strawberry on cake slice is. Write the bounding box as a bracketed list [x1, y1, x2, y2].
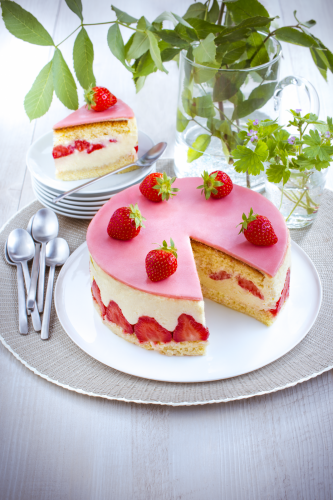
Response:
[52, 86, 138, 181]
[87, 171, 291, 356]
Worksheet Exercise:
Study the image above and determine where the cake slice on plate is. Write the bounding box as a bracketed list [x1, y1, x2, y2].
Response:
[52, 88, 138, 181]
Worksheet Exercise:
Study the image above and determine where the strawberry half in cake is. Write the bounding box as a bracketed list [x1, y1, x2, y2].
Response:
[52, 90, 138, 181]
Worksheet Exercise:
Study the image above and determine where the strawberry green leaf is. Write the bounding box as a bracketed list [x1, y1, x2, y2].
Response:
[73, 28, 96, 89]
[266, 163, 291, 185]
[24, 60, 54, 120]
[1, 0, 54, 46]
[187, 134, 211, 163]
[52, 49, 78, 110]
[303, 129, 333, 161]
[232, 141, 268, 175]
[147, 30, 167, 73]
[107, 24, 134, 72]
[111, 5, 137, 24]
[176, 108, 189, 133]
[64, 0, 83, 22]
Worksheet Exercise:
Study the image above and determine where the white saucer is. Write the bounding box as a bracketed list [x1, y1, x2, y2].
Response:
[32, 178, 118, 202]
[27, 129, 155, 194]
[55, 241, 322, 383]
[32, 180, 109, 209]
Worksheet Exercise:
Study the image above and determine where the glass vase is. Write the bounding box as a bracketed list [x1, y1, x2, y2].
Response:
[265, 168, 328, 228]
[174, 36, 319, 192]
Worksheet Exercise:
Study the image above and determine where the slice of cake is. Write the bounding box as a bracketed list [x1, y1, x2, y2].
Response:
[87, 177, 291, 356]
[52, 99, 138, 181]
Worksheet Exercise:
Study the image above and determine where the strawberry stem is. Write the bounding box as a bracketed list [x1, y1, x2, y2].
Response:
[237, 207, 258, 234]
[197, 171, 223, 200]
[154, 238, 178, 258]
[152, 172, 179, 201]
[129, 203, 146, 229]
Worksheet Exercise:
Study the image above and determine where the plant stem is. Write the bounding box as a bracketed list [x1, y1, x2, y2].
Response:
[217, 2, 225, 25]
[192, 118, 211, 133]
[56, 25, 81, 47]
[249, 24, 300, 64]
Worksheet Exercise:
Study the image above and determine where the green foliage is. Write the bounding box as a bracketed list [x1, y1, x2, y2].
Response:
[187, 134, 211, 162]
[303, 130, 333, 161]
[111, 5, 137, 25]
[233, 141, 268, 175]
[147, 30, 167, 73]
[107, 24, 133, 72]
[275, 27, 318, 47]
[3, 0, 333, 123]
[24, 61, 54, 120]
[176, 109, 189, 132]
[65, 0, 83, 22]
[193, 33, 218, 66]
[1, 0, 54, 46]
[73, 28, 96, 89]
[52, 49, 78, 110]
[266, 163, 291, 185]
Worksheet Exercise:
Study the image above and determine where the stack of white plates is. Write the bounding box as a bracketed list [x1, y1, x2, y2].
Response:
[26, 130, 155, 219]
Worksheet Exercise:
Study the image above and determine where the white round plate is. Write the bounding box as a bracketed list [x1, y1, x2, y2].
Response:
[55, 241, 322, 383]
[33, 189, 96, 219]
[27, 129, 155, 194]
[33, 189, 99, 216]
[32, 178, 118, 202]
[32, 180, 109, 210]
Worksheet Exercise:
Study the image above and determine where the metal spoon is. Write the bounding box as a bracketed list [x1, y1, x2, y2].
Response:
[41, 238, 70, 340]
[52, 142, 167, 203]
[4, 240, 28, 335]
[30, 209, 59, 313]
[26, 216, 34, 316]
[7, 229, 42, 332]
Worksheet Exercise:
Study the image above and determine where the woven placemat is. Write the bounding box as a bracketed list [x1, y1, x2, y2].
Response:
[1, 160, 333, 405]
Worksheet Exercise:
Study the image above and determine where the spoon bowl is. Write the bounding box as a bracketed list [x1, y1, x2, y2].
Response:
[32, 208, 59, 243]
[45, 238, 70, 267]
[7, 228, 35, 263]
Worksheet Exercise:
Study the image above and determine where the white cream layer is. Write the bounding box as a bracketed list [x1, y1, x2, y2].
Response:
[55, 137, 137, 174]
[199, 240, 291, 311]
[90, 257, 206, 331]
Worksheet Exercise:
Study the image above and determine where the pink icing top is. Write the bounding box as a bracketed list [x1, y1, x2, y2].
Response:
[53, 100, 135, 129]
[87, 178, 289, 301]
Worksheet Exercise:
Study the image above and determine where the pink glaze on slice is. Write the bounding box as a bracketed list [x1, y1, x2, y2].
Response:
[87, 178, 289, 301]
[53, 99, 135, 130]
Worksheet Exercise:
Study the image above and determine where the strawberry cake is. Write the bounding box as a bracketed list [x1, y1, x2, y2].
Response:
[87, 177, 291, 356]
[52, 100, 138, 181]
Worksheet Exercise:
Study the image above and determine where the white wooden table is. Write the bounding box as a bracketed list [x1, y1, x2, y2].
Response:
[1, 1, 333, 499]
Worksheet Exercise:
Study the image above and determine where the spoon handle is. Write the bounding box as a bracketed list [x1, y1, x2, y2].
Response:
[41, 265, 55, 340]
[52, 160, 136, 204]
[22, 261, 41, 332]
[17, 264, 28, 335]
[27, 243, 40, 311]
[37, 242, 46, 313]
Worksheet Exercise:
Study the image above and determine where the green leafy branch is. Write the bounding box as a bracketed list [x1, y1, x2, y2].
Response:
[231, 110, 333, 184]
[1, 0, 333, 127]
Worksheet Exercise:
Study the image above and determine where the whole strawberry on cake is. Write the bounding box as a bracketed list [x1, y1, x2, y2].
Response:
[52, 85, 138, 181]
[87, 171, 291, 356]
